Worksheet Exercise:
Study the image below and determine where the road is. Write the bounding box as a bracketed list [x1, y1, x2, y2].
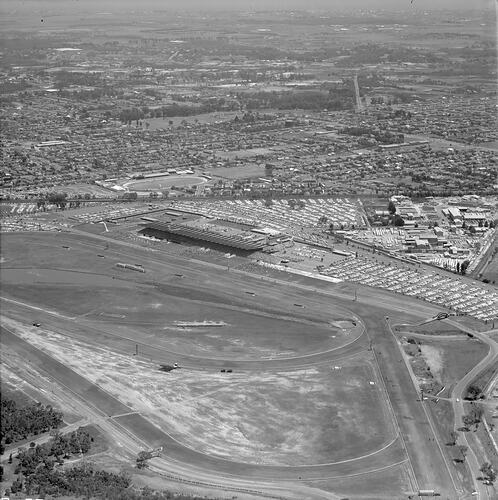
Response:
[391, 316, 498, 500]
[0, 325, 406, 499]
[447, 323, 498, 500]
[0, 229, 481, 498]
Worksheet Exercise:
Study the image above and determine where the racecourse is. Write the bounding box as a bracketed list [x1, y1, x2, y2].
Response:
[0, 230, 467, 498]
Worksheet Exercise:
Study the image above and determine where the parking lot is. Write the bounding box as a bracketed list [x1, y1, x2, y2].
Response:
[321, 256, 498, 322]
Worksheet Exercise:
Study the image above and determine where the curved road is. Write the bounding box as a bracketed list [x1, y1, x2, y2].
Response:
[2, 230, 480, 499]
[392, 318, 498, 500]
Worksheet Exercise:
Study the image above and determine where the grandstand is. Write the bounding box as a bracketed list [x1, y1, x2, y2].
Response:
[142, 218, 267, 252]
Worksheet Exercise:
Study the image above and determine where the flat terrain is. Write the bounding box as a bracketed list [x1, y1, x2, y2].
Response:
[3, 317, 393, 466]
[123, 175, 207, 191]
[0, 230, 466, 498]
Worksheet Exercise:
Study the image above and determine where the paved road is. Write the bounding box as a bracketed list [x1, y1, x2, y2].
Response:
[392, 317, 498, 500]
[0, 230, 476, 498]
[446, 324, 498, 500]
[375, 318, 459, 498]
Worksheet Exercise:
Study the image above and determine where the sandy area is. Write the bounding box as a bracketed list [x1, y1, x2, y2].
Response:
[4, 317, 392, 467]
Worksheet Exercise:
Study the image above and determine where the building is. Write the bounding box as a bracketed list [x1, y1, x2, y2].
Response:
[142, 217, 267, 252]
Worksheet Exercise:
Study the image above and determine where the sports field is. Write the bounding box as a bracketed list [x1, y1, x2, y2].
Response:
[123, 175, 206, 192]
[0, 230, 461, 497]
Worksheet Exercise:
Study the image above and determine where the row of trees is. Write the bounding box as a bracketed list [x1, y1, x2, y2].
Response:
[1, 399, 63, 452]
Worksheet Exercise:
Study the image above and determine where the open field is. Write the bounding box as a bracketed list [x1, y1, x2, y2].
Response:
[480, 252, 498, 284]
[211, 164, 266, 179]
[4, 319, 394, 466]
[0, 230, 468, 498]
[123, 175, 207, 192]
[395, 320, 469, 337]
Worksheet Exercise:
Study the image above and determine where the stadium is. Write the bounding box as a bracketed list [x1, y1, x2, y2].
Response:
[141, 217, 270, 253]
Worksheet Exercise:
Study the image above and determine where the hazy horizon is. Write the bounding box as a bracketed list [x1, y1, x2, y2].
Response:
[1, 0, 494, 11]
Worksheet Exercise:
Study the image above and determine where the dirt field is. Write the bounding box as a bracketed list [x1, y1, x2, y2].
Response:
[0, 231, 396, 469]
[3, 229, 465, 497]
[2, 314, 393, 467]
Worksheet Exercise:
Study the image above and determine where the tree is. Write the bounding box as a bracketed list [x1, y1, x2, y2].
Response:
[46, 192, 68, 210]
[453, 444, 468, 463]
[447, 431, 458, 446]
[388, 200, 396, 214]
[136, 450, 152, 469]
[480, 462, 496, 483]
[264, 198, 273, 208]
[462, 404, 483, 428]
[11, 477, 23, 494]
[465, 384, 482, 400]
[393, 214, 405, 227]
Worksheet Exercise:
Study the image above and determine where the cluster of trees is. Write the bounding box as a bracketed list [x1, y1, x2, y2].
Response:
[479, 462, 497, 484]
[1, 399, 63, 452]
[53, 71, 104, 88]
[463, 220, 495, 231]
[118, 99, 236, 124]
[386, 201, 405, 227]
[462, 404, 483, 429]
[9, 463, 129, 498]
[456, 260, 470, 276]
[340, 126, 404, 144]
[239, 89, 354, 112]
[336, 43, 442, 67]
[9, 460, 219, 499]
[465, 384, 483, 400]
[15, 428, 93, 476]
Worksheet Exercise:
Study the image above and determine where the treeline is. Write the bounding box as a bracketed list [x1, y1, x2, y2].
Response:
[336, 43, 442, 67]
[239, 89, 354, 111]
[118, 99, 237, 123]
[1, 399, 63, 451]
[2, 398, 218, 500]
[340, 126, 404, 144]
[53, 70, 103, 88]
[11, 463, 218, 499]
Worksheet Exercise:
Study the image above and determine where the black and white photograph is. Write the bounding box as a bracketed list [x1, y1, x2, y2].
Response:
[0, 1, 497, 499]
